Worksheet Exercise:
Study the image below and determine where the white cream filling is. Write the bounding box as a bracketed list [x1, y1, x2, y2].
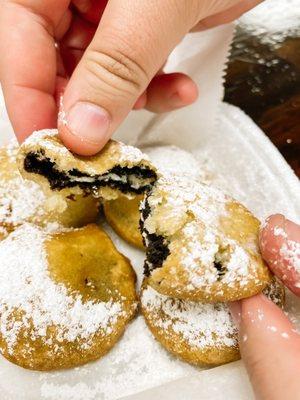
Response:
[67, 171, 153, 189]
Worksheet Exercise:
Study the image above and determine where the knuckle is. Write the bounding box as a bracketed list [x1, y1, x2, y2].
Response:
[83, 47, 149, 97]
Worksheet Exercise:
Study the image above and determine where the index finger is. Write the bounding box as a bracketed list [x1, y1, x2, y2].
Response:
[0, 1, 69, 142]
[230, 294, 300, 400]
[260, 214, 300, 296]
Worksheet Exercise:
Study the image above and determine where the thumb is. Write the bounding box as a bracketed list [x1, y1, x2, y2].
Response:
[230, 295, 300, 400]
[58, 0, 202, 155]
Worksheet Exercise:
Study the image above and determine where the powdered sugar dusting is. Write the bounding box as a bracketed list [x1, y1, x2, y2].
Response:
[179, 223, 251, 290]
[142, 286, 237, 349]
[24, 129, 69, 155]
[222, 246, 250, 286]
[273, 226, 288, 238]
[22, 130, 153, 177]
[0, 143, 48, 231]
[58, 97, 67, 126]
[39, 315, 194, 400]
[0, 224, 123, 355]
[143, 145, 210, 182]
[0, 142, 74, 233]
[0, 179, 46, 230]
[117, 141, 150, 164]
[42, 382, 97, 400]
[280, 239, 300, 273]
[144, 177, 252, 290]
[144, 177, 227, 235]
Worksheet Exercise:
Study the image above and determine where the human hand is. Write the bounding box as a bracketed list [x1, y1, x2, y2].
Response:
[0, 0, 261, 155]
[230, 214, 300, 400]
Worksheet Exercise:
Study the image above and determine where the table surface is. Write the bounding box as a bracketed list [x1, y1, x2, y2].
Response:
[225, 28, 300, 178]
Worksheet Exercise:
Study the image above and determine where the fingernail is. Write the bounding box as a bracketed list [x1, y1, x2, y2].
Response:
[283, 217, 300, 243]
[262, 214, 299, 242]
[259, 214, 286, 256]
[63, 102, 111, 145]
[228, 301, 242, 328]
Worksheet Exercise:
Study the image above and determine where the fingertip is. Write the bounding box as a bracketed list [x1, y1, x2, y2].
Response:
[73, 0, 108, 24]
[175, 76, 199, 105]
[58, 101, 111, 156]
[6, 88, 57, 144]
[240, 293, 300, 361]
[239, 294, 300, 399]
[241, 293, 290, 331]
[259, 214, 286, 261]
[260, 214, 300, 296]
[145, 73, 198, 113]
[260, 214, 285, 239]
[58, 123, 106, 156]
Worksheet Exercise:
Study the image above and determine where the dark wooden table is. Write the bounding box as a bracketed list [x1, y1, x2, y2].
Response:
[225, 27, 300, 178]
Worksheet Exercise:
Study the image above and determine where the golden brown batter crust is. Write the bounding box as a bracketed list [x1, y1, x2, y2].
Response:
[141, 177, 272, 302]
[141, 277, 284, 367]
[0, 224, 137, 371]
[103, 195, 145, 249]
[18, 129, 157, 200]
[0, 143, 99, 236]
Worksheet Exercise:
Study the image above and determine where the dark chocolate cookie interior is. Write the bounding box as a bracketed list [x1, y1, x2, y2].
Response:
[139, 197, 170, 276]
[143, 233, 170, 276]
[140, 196, 230, 279]
[24, 151, 157, 195]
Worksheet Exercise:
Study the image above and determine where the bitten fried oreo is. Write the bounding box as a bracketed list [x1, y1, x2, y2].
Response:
[0, 224, 137, 371]
[0, 142, 99, 237]
[140, 177, 272, 302]
[103, 195, 144, 249]
[18, 129, 157, 200]
[141, 278, 284, 367]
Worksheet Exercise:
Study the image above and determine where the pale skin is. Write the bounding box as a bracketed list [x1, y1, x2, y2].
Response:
[0, 2, 299, 399]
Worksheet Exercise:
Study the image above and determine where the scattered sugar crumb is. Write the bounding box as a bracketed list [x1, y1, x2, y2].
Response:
[257, 309, 264, 321]
[280, 239, 300, 273]
[268, 326, 278, 333]
[58, 97, 67, 126]
[273, 226, 287, 238]
[242, 334, 248, 343]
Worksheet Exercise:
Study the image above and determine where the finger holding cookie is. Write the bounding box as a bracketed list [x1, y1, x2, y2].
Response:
[230, 215, 300, 400]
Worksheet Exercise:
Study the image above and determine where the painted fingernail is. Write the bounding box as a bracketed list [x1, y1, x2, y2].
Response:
[62, 102, 111, 145]
[228, 301, 242, 328]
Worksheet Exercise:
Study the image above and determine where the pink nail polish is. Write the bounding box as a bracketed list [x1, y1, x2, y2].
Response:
[62, 102, 111, 145]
